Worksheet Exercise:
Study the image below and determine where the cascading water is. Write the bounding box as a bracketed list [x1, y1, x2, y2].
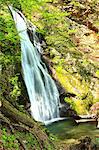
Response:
[9, 6, 65, 125]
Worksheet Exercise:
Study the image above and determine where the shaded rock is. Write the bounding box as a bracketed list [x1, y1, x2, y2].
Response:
[70, 136, 98, 150]
[59, 102, 80, 119]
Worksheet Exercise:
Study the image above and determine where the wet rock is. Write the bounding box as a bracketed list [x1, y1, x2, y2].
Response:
[59, 102, 80, 119]
[70, 136, 98, 150]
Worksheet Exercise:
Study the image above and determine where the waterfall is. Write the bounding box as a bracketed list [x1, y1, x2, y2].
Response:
[9, 6, 64, 124]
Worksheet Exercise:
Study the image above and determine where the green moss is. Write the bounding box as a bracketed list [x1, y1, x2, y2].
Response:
[15, 131, 41, 150]
[65, 97, 88, 115]
[1, 128, 19, 150]
[96, 70, 99, 78]
[55, 66, 89, 98]
[93, 98, 99, 103]
[1, 124, 54, 150]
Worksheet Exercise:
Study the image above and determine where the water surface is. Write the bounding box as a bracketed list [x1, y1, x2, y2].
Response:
[47, 119, 99, 144]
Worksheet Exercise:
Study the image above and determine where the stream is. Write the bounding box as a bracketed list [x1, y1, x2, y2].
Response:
[47, 119, 99, 145]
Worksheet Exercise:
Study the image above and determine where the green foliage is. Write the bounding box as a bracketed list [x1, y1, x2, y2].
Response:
[0, 0, 21, 9]
[16, 0, 75, 53]
[0, 4, 21, 103]
[1, 127, 55, 150]
[0, 8, 20, 55]
[2, 128, 19, 150]
[9, 75, 21, 100]
[0, 0, 98, 117]
[16, 130, 55, 150]
[49, 133, 58, 142]
[0, 1, 99, 149]
[16, 131, 41, 150]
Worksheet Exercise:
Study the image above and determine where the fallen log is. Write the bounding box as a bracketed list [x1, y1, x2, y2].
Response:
[0, 99, 55, 149]
[1, 99, 35, 127]
[76, 119, 96, 123]
[79, 114, 96, 119]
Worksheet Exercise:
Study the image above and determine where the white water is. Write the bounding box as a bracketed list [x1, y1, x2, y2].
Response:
[9, 6, 61, 124]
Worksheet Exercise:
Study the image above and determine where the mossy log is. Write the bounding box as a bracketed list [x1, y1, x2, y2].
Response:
[1, 99, 35, 127]
[0, 99, 55, 149]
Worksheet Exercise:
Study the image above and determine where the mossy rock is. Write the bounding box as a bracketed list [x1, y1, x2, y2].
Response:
[55, 66, 89, 99]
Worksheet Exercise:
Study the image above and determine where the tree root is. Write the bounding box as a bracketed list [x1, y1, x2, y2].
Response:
[0, 99, 55, 149]
[0, 114, 27, 150]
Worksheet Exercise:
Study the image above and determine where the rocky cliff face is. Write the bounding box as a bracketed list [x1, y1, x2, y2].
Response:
[0, 0, 99, 149]
[0, 0, 98, 116]
[41, 0, 99, 115]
